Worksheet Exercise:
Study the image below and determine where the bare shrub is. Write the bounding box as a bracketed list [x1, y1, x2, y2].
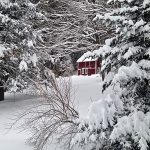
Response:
[15, 70, 79, 150]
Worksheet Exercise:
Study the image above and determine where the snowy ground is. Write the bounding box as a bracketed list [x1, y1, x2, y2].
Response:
[0, 75, 102, 150]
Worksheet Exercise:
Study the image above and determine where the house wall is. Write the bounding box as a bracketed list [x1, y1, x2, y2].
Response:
[78, 61, 96, 76]
[78, 59, 102, 76]
[88, 68, 95, 76]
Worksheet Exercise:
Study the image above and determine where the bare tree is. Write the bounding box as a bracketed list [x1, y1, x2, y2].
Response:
[15, 69, 79, 150]
[34, 0, 115, 76]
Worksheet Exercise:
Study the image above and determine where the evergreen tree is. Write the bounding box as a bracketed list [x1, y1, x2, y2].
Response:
[0, 0, 45, 99]
[72, 0, 150, 150]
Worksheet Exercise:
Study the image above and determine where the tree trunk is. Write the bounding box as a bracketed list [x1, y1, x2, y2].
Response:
[102, 71, 105, 81]
[0, 82, 4, 101]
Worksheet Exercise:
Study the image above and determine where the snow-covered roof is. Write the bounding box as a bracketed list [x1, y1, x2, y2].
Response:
[77, 51, 99, 62]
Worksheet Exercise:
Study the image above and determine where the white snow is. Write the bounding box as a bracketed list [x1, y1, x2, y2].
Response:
[93, 13, 126, 22]
[105, 37, 115, 46]
[27, 40, 34, 48]
[71, 92, 123, 148]
[0, 94, 39, 150]
[123, 46, 141, 59]
[0, 0, 9, 6]
[77, 51, 99, 63]
[112, 62, 147, 85]
[19, 60, 28, 71]
[138, 59, 150, 69]
[0, 45, 7, 57]
[110, 111, 150, 150]
[143, 0, 150, 7]
[107, 0, 134, 3]
[113, 6, 138, 14]
[10, 79, 19, 93]
[30, 53, 38, 67]
[0, 74, 103, 150]
[134, 19, 145, 29]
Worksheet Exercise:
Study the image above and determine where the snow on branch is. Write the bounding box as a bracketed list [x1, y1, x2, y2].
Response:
[0, 45, 8, 57]
[123, 46, 142, 59]
[93, 13, 126, 22]
[110, 111, 150, 150]
[71, 94, 123, 146]
[138, 59, 150, 70]
[112, 62, 147, 85]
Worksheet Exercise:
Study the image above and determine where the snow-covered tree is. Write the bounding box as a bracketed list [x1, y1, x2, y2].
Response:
[0, 0, 45, 99]
[72, 0, 150, 150]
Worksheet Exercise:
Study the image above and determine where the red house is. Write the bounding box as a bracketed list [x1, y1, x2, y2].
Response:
[77, 51, 101, 76]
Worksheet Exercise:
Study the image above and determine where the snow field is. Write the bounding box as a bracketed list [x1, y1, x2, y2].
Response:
[0, 75, 102, 150]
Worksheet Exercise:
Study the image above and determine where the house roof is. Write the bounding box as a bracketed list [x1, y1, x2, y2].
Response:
[77, 51, 99, 62]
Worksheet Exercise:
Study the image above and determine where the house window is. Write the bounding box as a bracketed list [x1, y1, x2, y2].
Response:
[78, 69, 81, 75]
[85, 68, 88, 74]
[82, 68, 84, 74]
[82, 68, 88, 75]
[79, 62, 85, 68]
[90, 61, 95, 68]
[86, 62, 89, 67]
